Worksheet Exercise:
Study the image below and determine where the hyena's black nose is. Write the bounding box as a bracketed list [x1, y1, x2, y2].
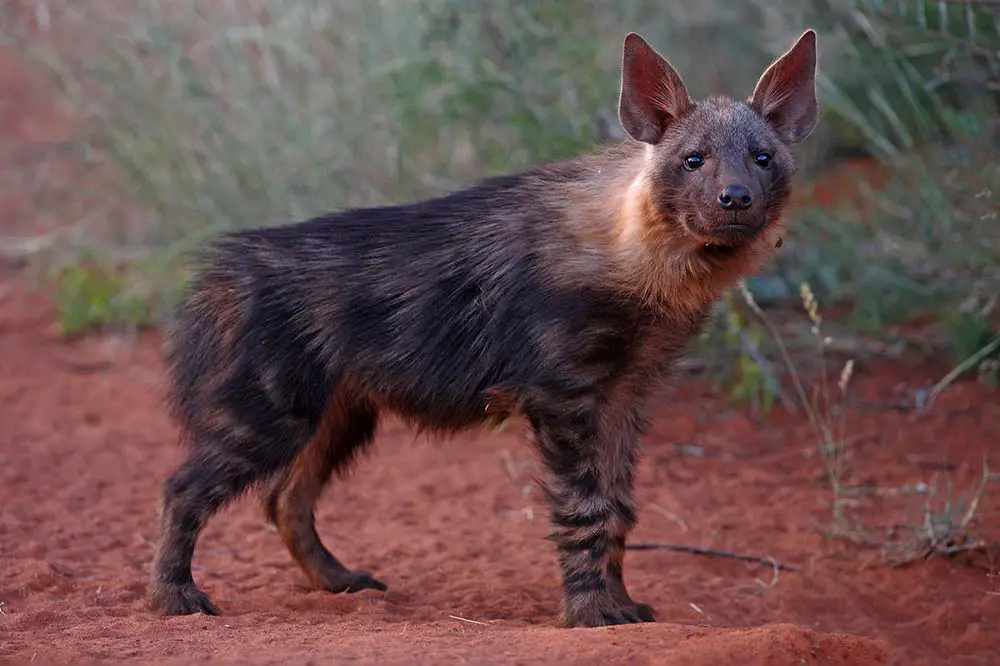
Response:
[717, 184, 753, 210]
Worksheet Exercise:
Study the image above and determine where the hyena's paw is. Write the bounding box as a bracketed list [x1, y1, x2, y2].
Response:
[566, 596, 657, 627]
[318, 568, 388, 595]
[149, 581, 221, 616]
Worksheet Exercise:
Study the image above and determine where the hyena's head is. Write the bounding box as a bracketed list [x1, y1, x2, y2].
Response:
[618, 30, 818, 251]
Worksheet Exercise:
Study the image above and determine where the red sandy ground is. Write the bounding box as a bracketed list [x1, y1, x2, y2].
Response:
[1, 42, 999, 666]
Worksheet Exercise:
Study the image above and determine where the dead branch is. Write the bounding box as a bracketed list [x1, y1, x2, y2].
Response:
[626, 542, 801, 572]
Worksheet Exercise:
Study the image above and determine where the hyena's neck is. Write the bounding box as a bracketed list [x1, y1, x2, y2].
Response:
[547, 141, 780, 321]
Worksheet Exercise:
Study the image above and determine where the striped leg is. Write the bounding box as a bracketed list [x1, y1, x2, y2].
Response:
[531, 402, 655, 627]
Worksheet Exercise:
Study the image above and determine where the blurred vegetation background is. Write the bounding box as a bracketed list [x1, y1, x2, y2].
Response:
[1, 0, 998, 394]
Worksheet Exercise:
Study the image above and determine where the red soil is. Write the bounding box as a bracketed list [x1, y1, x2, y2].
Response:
[1, 43, 998, 666]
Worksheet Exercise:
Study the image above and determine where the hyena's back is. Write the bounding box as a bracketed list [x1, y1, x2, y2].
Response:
[164, 169, 643, 460]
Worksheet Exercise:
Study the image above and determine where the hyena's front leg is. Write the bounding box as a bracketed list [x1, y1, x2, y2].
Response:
[531, 403, 655, 627]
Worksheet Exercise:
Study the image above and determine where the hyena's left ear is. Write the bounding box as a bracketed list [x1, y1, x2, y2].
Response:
[618, 33, 692, 144]
[749, 29, 819, 144]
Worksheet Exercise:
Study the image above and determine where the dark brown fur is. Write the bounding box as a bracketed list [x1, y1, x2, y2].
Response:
[149, 30, 820, 627]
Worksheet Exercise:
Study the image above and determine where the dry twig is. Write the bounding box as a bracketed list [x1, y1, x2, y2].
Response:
[448, 614, 489, 626]
[626, 542, 800, 572]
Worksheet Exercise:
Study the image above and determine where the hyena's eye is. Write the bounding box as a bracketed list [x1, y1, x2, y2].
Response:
[683, 154, 705, 171]
[753, 152, 772, 168]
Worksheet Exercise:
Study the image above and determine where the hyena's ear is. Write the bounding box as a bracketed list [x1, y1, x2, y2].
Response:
[749, 29, 819, 144]
[618, 33, 692, 144]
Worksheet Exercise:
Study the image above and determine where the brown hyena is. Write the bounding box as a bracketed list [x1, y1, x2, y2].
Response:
[149, 29, 819, 627]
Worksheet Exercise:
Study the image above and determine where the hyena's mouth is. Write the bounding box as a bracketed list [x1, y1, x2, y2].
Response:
[683, 213, 762, 251]
[689, 226, 758, 256]
[716, 222, 759, 244]
[708, 212, 766, 244]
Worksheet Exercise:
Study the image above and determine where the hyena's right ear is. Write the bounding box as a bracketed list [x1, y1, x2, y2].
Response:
[749, 29, 819, 144]
[618, 33, 692, 144]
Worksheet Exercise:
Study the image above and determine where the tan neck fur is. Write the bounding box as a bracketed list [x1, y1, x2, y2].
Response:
[553, 142, 784, 320]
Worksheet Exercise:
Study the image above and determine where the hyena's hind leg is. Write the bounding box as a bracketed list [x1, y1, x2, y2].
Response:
[261, 394, 387, 595]
[150, 419, 305, 616]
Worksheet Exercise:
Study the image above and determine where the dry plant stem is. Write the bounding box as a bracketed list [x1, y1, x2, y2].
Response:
[0, 234, 60, 258]
[838, 483, 928, 497]
[625, 542, 800, 572]
[736, 281, 833, 455]
[738, 327, 797, 412]
[921, 334, 1000, 412]
[958, 458, 991, 534]
[738, 280, 856, 529]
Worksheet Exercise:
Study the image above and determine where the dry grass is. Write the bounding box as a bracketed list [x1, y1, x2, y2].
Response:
[880, 459, 995, 568]
[739, 277, 997, 571]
